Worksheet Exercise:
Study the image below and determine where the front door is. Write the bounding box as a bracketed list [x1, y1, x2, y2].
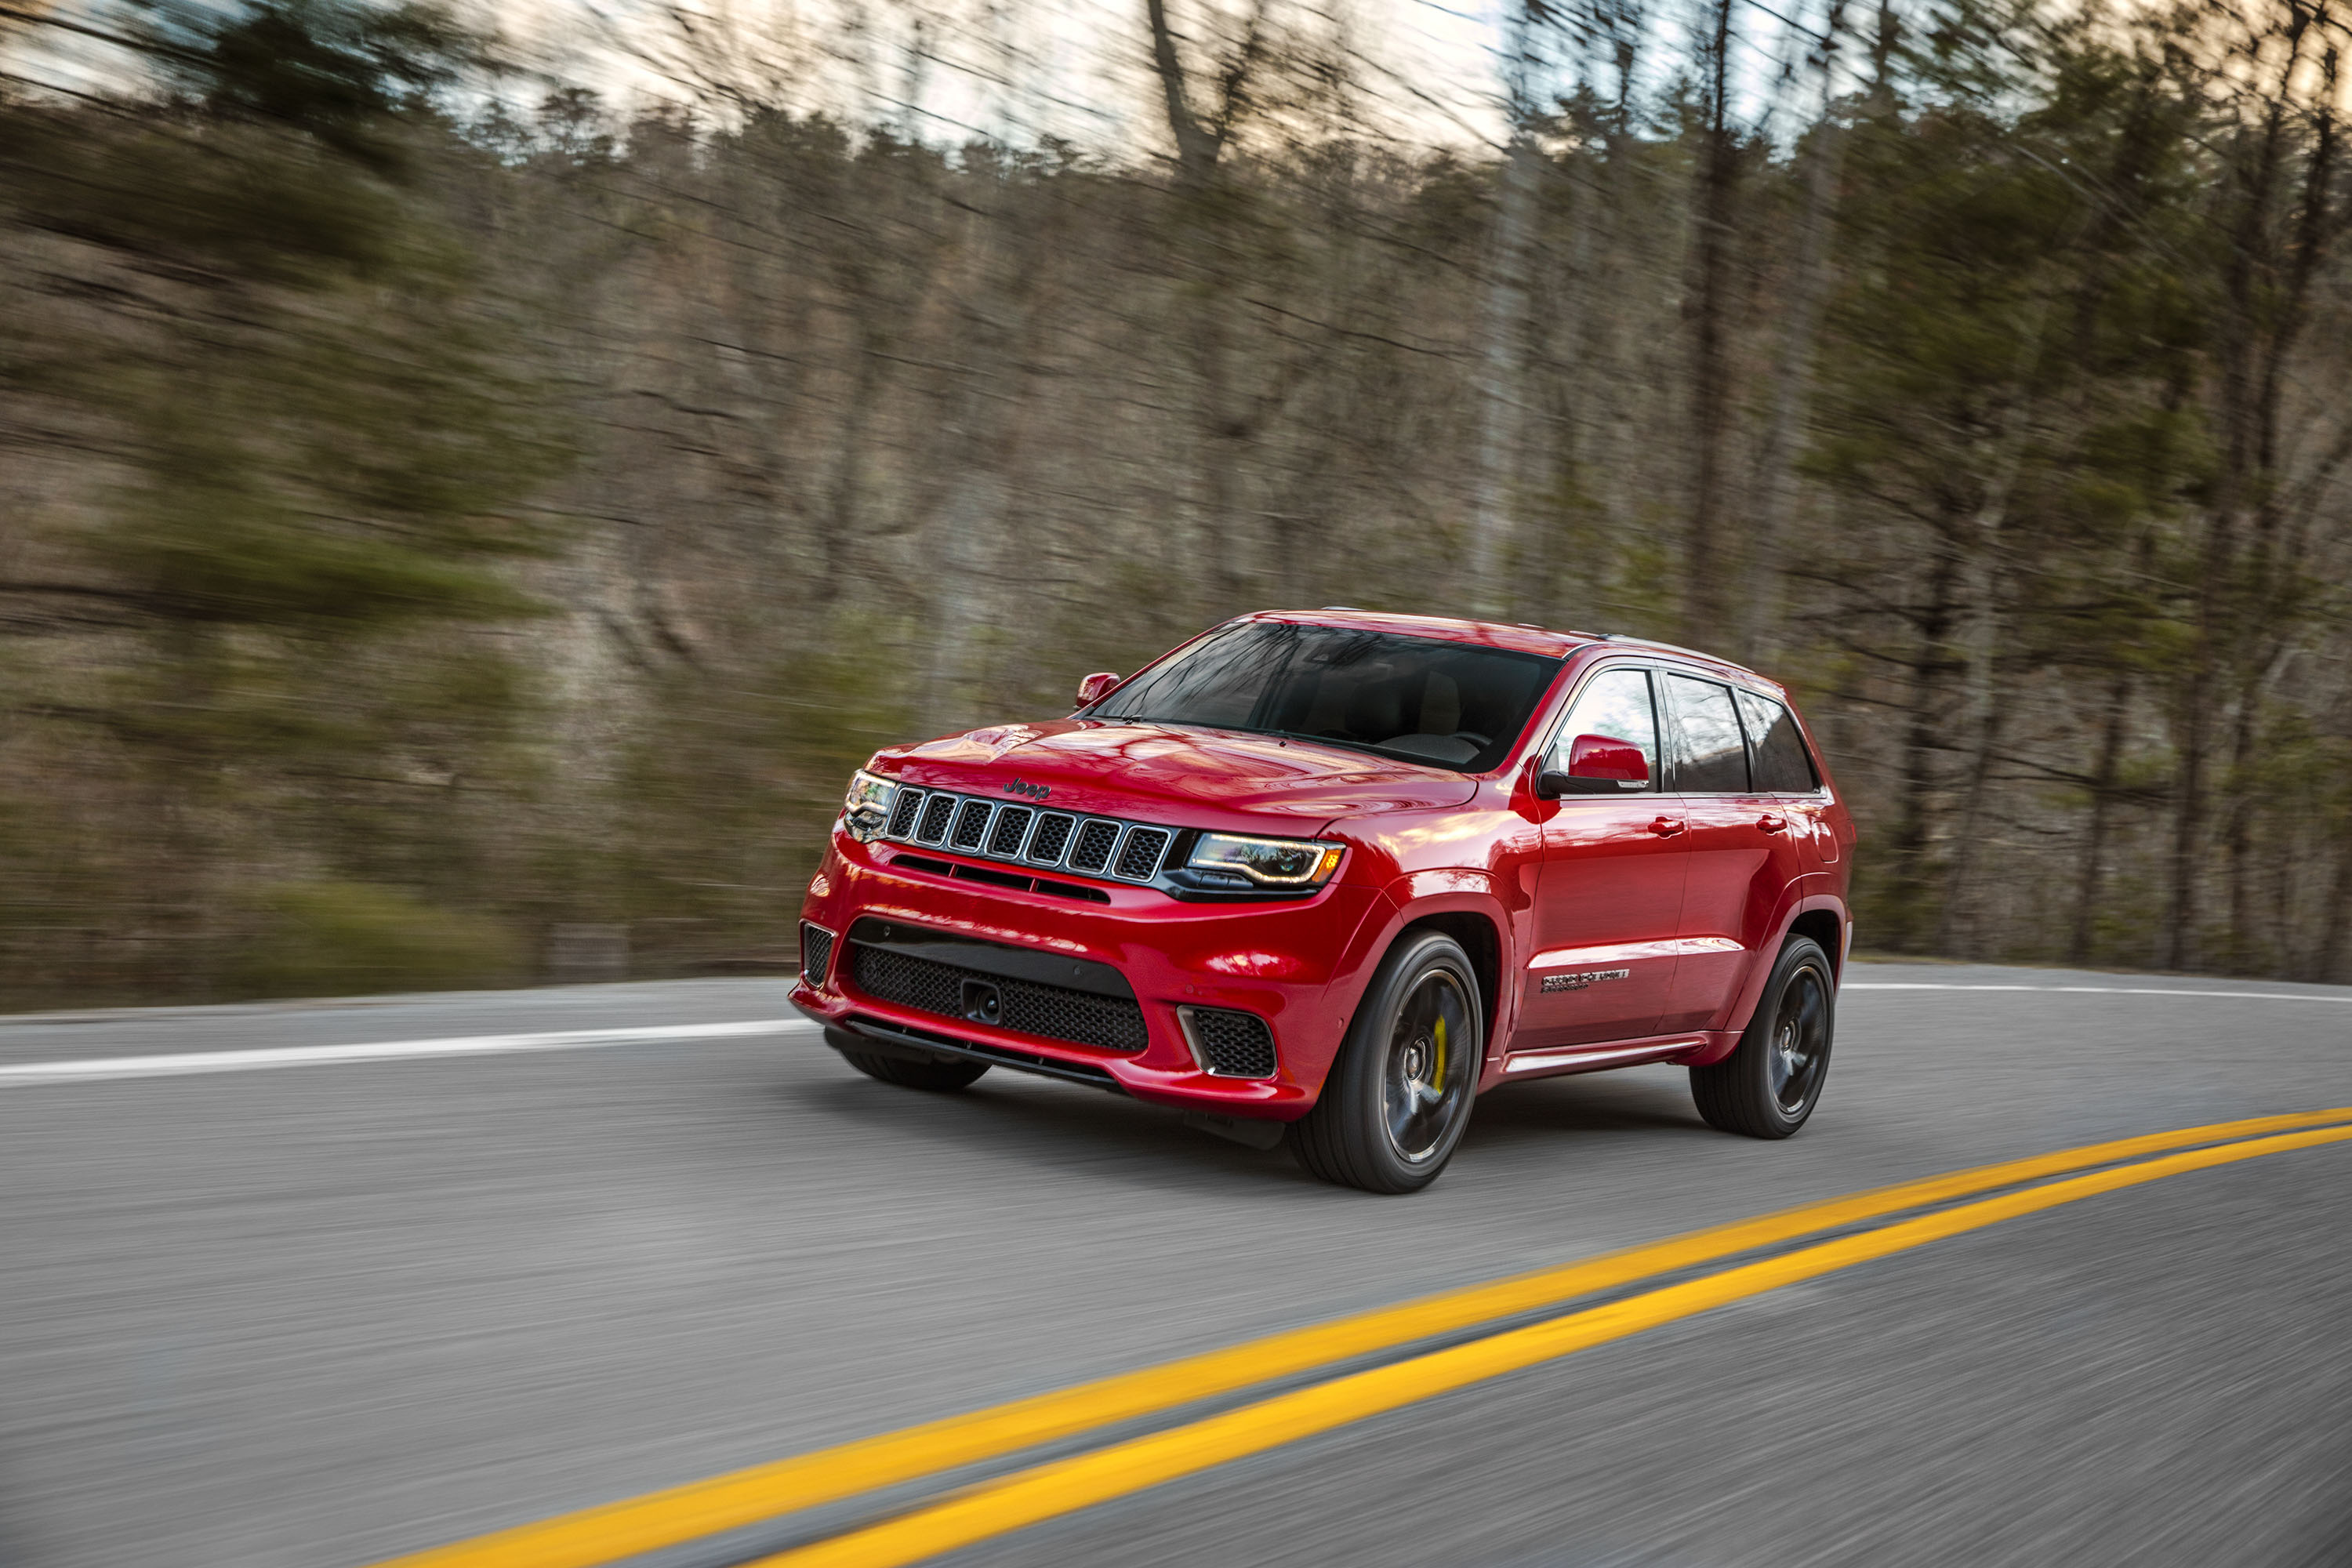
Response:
[1525, 666, 1689, 1048]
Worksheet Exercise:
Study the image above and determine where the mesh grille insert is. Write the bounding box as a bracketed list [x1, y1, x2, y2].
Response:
[886, 789, 925, 839]
[1027, 813, 1075, 864]
[1185, 1007, 1277, 1077]
[916, 795, 956, 844]
[1115, 827, 1171, 880]
[988, 806, 1034, 857]
[1069, 820, 1120, 873]
[800, 923, 837, 985]
[851, 944, 1148, 1053]
[951, 800, 993, 850]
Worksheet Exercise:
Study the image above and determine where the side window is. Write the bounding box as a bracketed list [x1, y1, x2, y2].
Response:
[1734, 689, 1820, 794]
[1664, 674, 1750, 793]
[1549, 667, 1659, 789]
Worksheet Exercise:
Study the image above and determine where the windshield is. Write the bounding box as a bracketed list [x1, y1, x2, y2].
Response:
[1084, 622, 1562, 772]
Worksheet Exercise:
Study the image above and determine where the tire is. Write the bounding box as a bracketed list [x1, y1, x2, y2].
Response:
[1294, 931, 1484, 1194]
[826, 1027, 992, 1091]
[1690, 935, 1835, 1138]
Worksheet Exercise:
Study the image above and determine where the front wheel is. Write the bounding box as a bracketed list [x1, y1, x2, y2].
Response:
[1690, 935, 1835, 1138]
[1293, 931, 1484, 1193]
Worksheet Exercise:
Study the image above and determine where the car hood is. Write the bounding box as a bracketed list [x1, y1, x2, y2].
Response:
[879, 720, 1479, 827]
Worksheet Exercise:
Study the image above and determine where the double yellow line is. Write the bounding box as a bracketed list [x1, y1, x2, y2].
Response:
[376, 1108, 2352, 1568]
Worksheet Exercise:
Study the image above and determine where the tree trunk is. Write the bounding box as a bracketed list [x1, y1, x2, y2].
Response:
[1679, 0, 1739, 648]
[1737, 3, 1846, 666]
[1465, 0, 1541, 615]
[2067, 671, 2132, 966]
[1882, 548, 1957, 953]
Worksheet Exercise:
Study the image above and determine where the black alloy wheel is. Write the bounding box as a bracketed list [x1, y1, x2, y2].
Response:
[1294, 931, 1483, 1193]
[1690, 935, 1835, 1138]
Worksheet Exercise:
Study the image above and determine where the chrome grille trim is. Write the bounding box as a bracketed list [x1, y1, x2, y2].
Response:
[1067, 818, 1122, 874]
[1026, 812, 1076, 864]
[988, 805, 1036, 858]
[886, 789, 926, 839]
[879, 789, 1181, 884]
[1116, 826, 1173, 880]
[950, 799, 994, 851]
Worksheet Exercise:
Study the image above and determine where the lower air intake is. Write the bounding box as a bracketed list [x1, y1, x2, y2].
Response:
[851, 943, 1149, 1053]
[1181, 1006, 1277, 1078]
[800, 922, 837, 985]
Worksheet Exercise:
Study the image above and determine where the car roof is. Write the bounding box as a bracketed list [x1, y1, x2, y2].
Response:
[1246, 610, 1774, 688]
[1247, 609, 1599, 659]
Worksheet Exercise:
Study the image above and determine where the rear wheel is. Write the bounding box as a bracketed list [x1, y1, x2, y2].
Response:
[1293, 931, 1483, 1193]
[1690, 935, 1834, 1138]
[826, 1027, 992, 1091]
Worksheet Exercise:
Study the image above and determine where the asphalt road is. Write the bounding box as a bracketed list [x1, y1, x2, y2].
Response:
[3, 962, 2350, 1568]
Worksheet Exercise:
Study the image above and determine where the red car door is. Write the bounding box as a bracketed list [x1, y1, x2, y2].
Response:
[1525, 666, 1690, 1048]
[1657, 673, 1807, 1034]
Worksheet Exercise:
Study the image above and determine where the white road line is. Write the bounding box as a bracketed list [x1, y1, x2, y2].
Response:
[1846, 982, 2352, 1004]
[0, 1018, 818, 1086]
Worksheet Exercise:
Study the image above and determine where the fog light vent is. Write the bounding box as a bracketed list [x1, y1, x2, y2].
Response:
[1179, 1006, 1277, 1079]
[800, 922, 837, 985]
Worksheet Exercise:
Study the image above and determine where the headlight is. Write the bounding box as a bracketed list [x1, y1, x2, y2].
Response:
[841, 768, 896, 841]
[1185, 833, 1345, 887]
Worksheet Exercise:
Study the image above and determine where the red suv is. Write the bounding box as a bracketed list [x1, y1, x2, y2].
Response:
[789, 611, 1854, 1192]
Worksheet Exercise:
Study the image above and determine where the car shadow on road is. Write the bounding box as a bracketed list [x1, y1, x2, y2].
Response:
[773, 1057, 1713, 1192]
[768, 1072, 1331, 1194]
[1460, 1069, 1713, 1152]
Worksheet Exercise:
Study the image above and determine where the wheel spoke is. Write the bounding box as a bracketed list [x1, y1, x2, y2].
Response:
[1381, 969, 1473, 1163]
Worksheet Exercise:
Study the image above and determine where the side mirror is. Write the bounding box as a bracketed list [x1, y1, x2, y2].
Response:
[1536, 733, 1650, 798]
[1075, 671, 1123, 709]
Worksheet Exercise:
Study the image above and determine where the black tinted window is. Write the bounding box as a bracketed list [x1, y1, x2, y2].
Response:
[1088, 622, 1560, 772]
[1550, 668, 1658, 789]
[1664, 674, 1749, 793]
[1734, 690, 1819, 793]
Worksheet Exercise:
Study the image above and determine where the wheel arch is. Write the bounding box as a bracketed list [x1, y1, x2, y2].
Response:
[1392, 909, 1504, 1053]
[1370, 874, 1514, 1061]
[1689, 892, 1847, 1066]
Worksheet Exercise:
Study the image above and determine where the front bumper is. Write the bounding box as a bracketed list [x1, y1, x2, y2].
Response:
[790, 833, 1388, 1118]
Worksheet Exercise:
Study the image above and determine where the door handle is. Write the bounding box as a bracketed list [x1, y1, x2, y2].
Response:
[1646, 815, 1686, 837]
[1758, 814, 1788, 834]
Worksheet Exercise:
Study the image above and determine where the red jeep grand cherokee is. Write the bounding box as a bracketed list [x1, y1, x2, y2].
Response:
[790, 611, 1854, 1192]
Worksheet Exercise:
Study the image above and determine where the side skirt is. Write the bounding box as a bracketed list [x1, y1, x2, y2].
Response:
[1494, 1030, 1736, 1083]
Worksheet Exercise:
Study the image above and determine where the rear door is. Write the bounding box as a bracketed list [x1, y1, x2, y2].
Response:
[1734, 687, 1837, 884]
[1523, 666, 1690, 1048]
[1657, 673, 1806, 1033]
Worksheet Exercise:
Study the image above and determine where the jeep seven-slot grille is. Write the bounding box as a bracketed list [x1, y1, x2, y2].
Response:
[1116, 827, 1173, 880]
[851, 944, 1149, 1053]
[987, 806, 1034, 857]
[1027, 812, 1075, 864]
[1068, 819, 1120, 873]
[887, 790, 925, 839]
[877, 787, 1178, 885]
[800, 922, 837, 985]
[1181, 1007, 1278, 1078]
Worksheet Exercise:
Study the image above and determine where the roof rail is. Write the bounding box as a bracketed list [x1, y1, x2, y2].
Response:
[1600, 632, 1734, 663]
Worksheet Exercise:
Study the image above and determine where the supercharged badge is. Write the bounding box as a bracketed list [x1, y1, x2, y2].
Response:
[1541, 967, 1631, 993]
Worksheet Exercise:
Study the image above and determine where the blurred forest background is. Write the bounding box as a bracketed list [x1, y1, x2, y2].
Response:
[3, 0, 2351, 1004]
